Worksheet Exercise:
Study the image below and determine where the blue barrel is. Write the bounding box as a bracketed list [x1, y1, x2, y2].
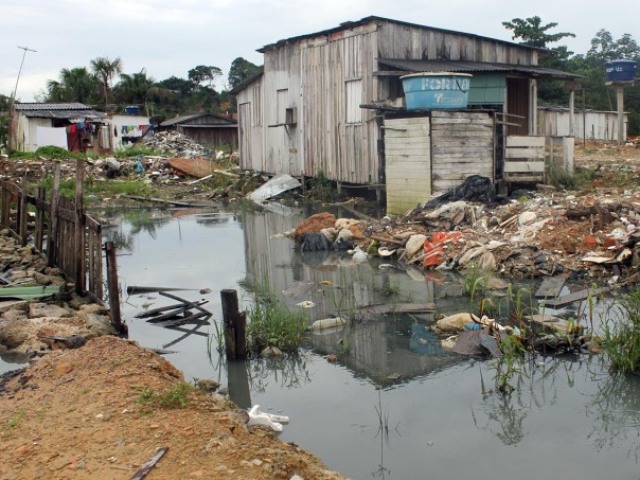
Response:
[401, 72, 472, 110]
[124, 105, 141, 115]
[605, 60, 637, 83]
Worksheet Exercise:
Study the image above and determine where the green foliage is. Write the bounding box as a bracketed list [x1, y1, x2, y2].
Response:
[39, 174, 150, 200]
[113, 144, 162, 159]
[602, 288, 640, 374]
[502, 16, 575, 49]
[228, 57, 262, 89]
[46, 67, 100, 104]
[307, 170, 336, 201]
[492, 334, 527, 393]
[460, 265, 491, 303]
[246, 298, 307, 354]
[138, 382, 194, 408]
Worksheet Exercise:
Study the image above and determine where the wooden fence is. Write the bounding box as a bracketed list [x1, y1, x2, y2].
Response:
[0, 159, 124, 333]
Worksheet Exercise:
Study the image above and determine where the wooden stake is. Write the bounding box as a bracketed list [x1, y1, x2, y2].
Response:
[221, 289, 247, 360]
[105, 241, 126, 335]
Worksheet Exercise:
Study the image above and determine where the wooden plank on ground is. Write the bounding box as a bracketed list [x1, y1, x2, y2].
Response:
[535, 276, 566, 298]
[540, 287, 609, 308]
[358, 303, 436, 317]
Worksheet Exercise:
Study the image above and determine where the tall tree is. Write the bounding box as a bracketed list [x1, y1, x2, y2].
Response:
[113, 69, 156, 105]
[503, 16, 576, 105]
[502, 16, 575, 48]
[90, 56, 123, 110]
[188, 65, 222, 89]
[228, 57, 262, 89]
[45, 67, 100, 104]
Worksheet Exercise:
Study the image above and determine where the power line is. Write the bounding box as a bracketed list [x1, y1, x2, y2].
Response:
[11, 46, 37, 103]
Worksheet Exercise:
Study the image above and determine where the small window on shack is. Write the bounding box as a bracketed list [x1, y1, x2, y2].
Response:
[345, 79, 362, 124]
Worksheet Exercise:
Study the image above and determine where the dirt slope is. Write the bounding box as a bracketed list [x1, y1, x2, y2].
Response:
[0, 336, 344, 480]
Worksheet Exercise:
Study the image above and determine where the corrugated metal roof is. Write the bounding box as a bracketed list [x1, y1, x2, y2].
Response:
[378, 59, 579, 79]
[259, 16, 544, 53]
[161, 112, 236, 127]
[13, 102, 93, 111]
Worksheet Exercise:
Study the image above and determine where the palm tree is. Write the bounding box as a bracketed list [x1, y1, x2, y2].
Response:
[45, 67, 99, 103]
[90, 56, 123, 110]
[113, 69, 156, 105]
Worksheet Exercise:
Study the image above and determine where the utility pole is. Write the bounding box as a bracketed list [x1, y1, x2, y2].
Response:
[11, 46, 37, 103]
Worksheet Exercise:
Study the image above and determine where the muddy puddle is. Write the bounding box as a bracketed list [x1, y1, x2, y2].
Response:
[4, 203, 640, 479]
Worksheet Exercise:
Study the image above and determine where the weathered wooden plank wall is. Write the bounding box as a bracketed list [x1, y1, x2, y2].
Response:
[236, 76, 265, 172]
[375, 22, 538, 65]
[299, 23, 378, 184]
[264, 44, 302, 176]
[385, 117, 431, 215]
[537, 108, 627, 140]
[430, 111, 495, 194]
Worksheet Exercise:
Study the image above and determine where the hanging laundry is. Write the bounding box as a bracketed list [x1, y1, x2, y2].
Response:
[121, 125, 127, 135]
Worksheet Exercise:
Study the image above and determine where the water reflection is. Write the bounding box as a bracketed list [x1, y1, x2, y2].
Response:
[587, 371, 640, 460]
[89, 206, 640, 480]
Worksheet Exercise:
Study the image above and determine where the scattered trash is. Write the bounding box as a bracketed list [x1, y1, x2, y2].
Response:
[247, 405, 290, 432]
[134, 290, 212, 329]
[311, 317, 347, 331]
[248, 173, 301, 203]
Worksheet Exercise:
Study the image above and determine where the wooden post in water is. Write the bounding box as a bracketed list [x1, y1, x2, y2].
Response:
[104, 241, 126, 335]
[221, 289, 247, 360]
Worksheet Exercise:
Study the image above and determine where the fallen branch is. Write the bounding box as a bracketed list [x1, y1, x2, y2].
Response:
[130, 447, 168, 480]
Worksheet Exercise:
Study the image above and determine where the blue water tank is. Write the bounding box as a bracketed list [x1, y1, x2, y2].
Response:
[605, 60, 637, 83]
[124, 105, 141, 115]
[401, 72, 472, 110]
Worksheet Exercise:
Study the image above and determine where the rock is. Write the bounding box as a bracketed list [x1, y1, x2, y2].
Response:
[196, 379, 220, 392]
[260, 346, 284, 358]
[518, 211, 537, 226]
[32, 272, 54, 285]
[83, 314, 117, 336]
[28, 303, 71, 319]
[1, 308, 27, 321]
[0, 319, 31, 348]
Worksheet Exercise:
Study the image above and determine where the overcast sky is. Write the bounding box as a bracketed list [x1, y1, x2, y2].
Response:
[1, 0, 635, 103]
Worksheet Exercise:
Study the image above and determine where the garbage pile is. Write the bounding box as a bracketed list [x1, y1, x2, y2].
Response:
[141, 131, 207, 157]
[289, 178, 640, 283]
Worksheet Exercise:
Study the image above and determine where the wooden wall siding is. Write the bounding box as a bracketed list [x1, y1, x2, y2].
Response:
[264, 43, 302, 176]
[376, 22, 537, 65]
[430, 111, 494, 194]
[236, 75, 264, 172]
[537, 108, 627, 140]
[299, 28, 379, 183]
[504, 135, 545, 182]
[385, 117, 431, 215]
[177, 127, 237, 147]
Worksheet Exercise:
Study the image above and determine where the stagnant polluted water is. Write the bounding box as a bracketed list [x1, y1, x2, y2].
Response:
[5, 203, 640, 479]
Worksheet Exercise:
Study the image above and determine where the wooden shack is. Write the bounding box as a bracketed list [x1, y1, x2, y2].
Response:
[160, 113, 238, 148]
[233, 16, 578, 213]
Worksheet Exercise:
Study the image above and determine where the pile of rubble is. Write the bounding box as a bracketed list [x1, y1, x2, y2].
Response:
[0, 231, 116, 358]
[141, 130, 207, 157]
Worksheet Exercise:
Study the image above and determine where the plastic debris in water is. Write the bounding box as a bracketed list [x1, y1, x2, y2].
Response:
[247, 405, 290, 432]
